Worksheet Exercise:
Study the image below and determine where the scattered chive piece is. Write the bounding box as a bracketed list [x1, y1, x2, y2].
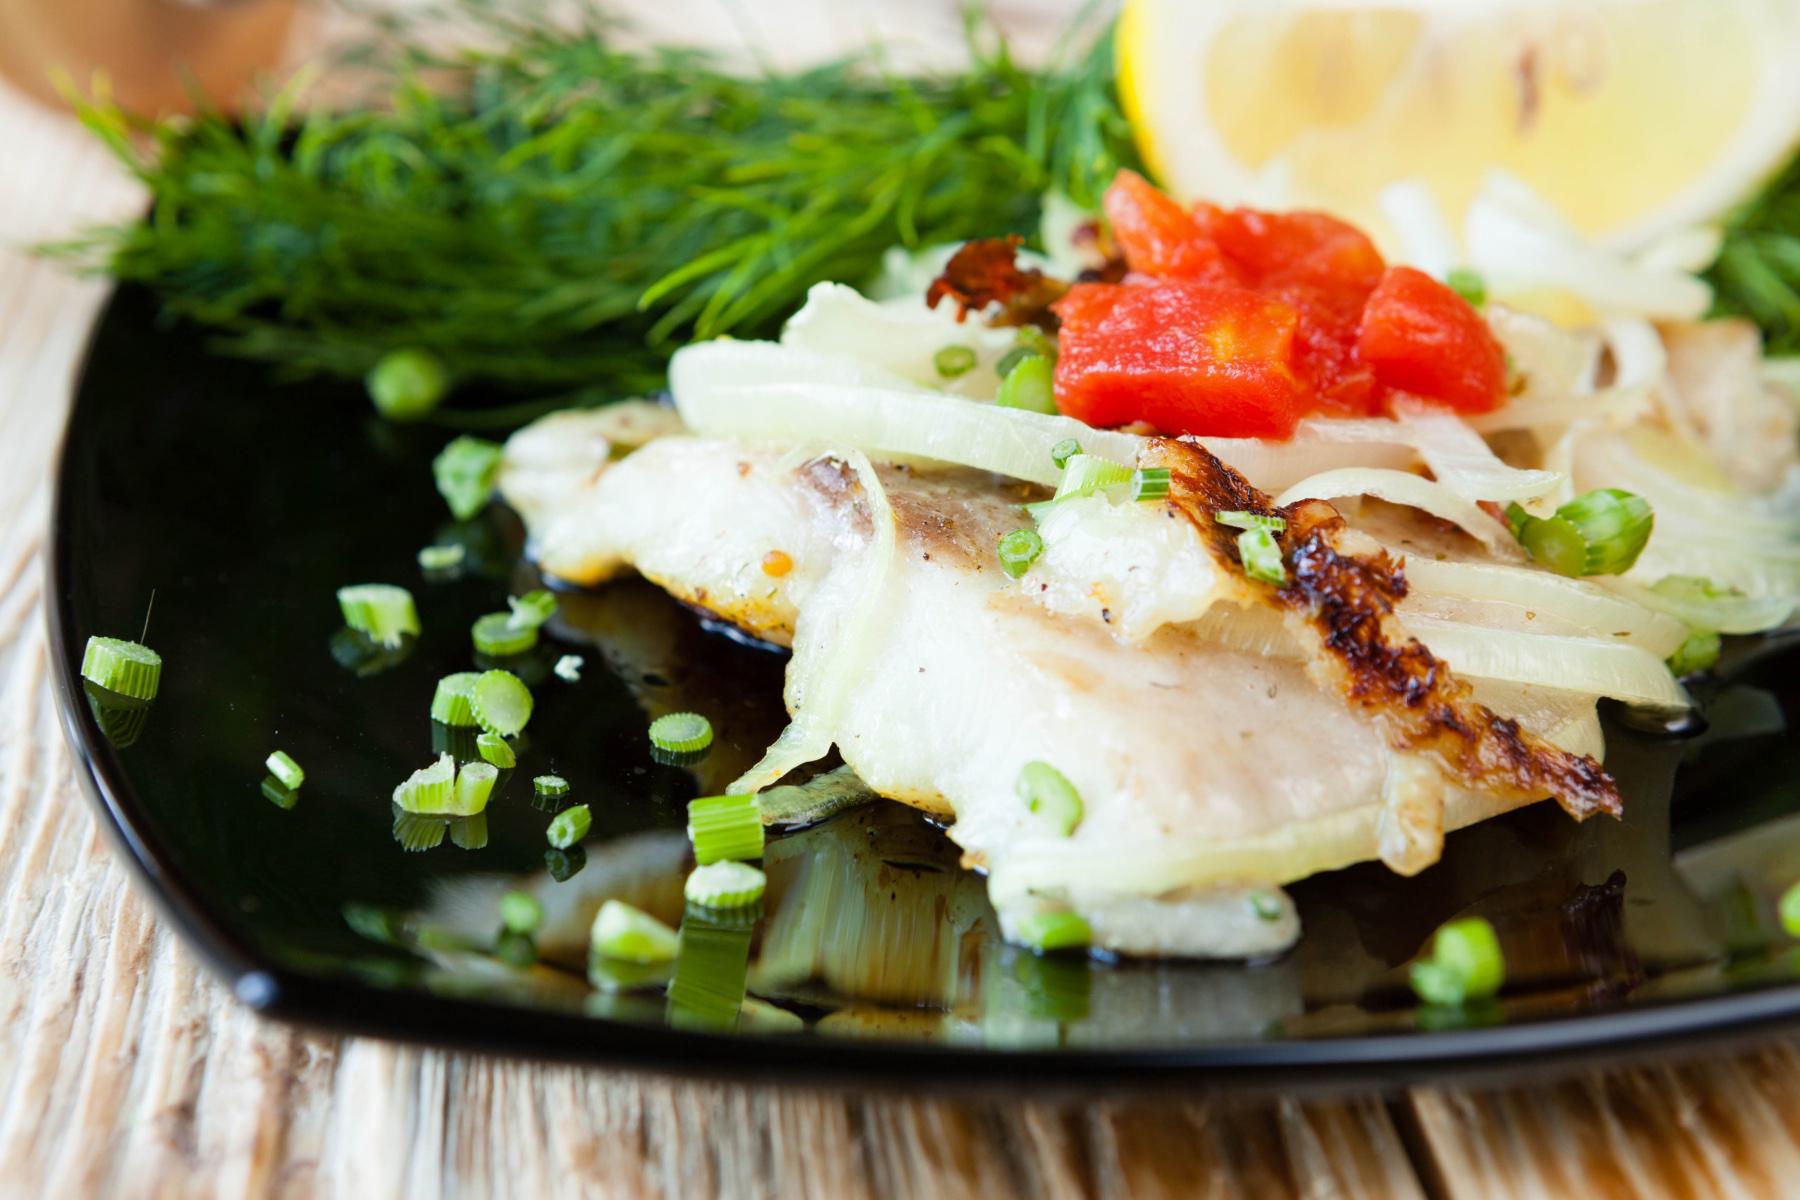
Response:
[366, 348, 450, 421]
[649, 711, 713, 755]
[451, 811, 489, 849]
[995, 353, 1056, 413]
[80, 636, 162, 700]
[471, 611, 537, 656]
[1507, 490, 1653, 577]
[1015, 760, 1083, 836]
[996, 528, 1045, 579]
[392, 808, 447, 852]
[450, 761, 498, 816]
[476, 731, 516, 769]
[1409, 916, 1506, 1007]
[1052, 453, 1134, 502]
[533, 774, 570, 797]
[1780, 883, 1800, 939]
[1014, 910, 1091, 954]
[1237, 527, 1287, 585]
[500, 890, 544, 935]
[668, 912, 753, 1031]
[591, 899, 678, 964]
[433, 435, 504, 521]
[336, 584, 419, 648]
[994, 345, 1036, 379]
[393, 752, 457, 814]
[261, 776, 297, 811]
[547, 803, 591, 849]
[1668, 629, 1722, 676]
[1050, 437, 1081, 469]
[1250, 891, 1284, 921]
[1445, 267, 1487, 308]
[1213, 510, 1286, 533]
[686, 794, 765, 864]
[685, 861, 768, 909]
[554, 654, 584, 682]
[507, 588, 557, 630]
[265, 750, 304, 789]
[471, 670, 533, 736]
[1130, 467, 1170, 502]
[545, 844, 586, 881]
[417, 543, 465, 571]
[933, 344, 976, 379]
[430, 672, 481, 726]
[85, 679, 150, 748]
[494, 929, 536, 966]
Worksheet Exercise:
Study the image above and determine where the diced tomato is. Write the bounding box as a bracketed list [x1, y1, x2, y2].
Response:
[1052, 281, 1309, 438]
[1357, 267, 1506, 414]
[1103, 170, 1237, 284]
[1195, 205, 1386, 295]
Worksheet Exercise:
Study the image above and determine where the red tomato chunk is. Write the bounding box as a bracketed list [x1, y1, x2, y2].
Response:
[1052, 171, 1507, 436]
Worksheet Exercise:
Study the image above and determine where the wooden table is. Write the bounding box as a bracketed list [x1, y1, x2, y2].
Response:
[4, 29, 1800, 1200]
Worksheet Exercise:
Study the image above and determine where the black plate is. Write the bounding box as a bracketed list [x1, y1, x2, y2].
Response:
[49, 285, 1800, 1091]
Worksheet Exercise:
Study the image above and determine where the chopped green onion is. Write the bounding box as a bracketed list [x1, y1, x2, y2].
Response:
[1781, 883, 1800, 939]
[668, 911, 753, 1031]
[1015, 761, 1083, 836]
[417, 543, 465, 572]
[1249, 891, 1284, 921]
[1445, 267, 1487, 308]
[1409, 916, 1505, 1007]
[545, 844, 586, 881]
[588, 955, 671, 994]
[84, 680, 150, 748]
[500, 890, 544, 935]
[393, 752, 456, 814]
[1130, 467, 1170, 502]
[1014, 910, 1091, 954]
[261, 776, 297, 811]
[366, 348, 449, 421]
[430, 672, 481, 726]
[1237, 527, 1287, 585]
[330, 628, 412, 677]
[337, 584, 419, 648]
[994, 345, 1036, 379]
[554, 654, 584, 682]
[450, 761, 498, 816]
[686, 794, 765, 864]
[1667, 629, 1722, 676]
[996, 528, 1045, 579]
[476, 732, 516, 769]
[471, 611, 537, 656]
[392, 808, 447, 852]
[507, 588, 557, 630]
[1508, 490, 1653, 577]
[1050, 437, 1081, 469]
[533, 774, 570, 797]
[470, 669, 533, 736]
[1213, 510, 1286, 533]
[933, 344, 977, 379]
[81, 636, 162, 700]
[494, 928, 535, 966]
[996, 354, 1056, 414]
[648, 711, 713, 755]
[684, 861, 768, 908]
[591, 899, 679, 964]
[1053, 453, 1134, 502]
[547, 803, 591, 848]
[433, 435, 504, 521]
[265, 750, 304, 789]
[431, 720, 480, 762]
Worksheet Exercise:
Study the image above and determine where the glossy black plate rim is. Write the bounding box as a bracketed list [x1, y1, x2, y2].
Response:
[45, 288, 1800, 1093]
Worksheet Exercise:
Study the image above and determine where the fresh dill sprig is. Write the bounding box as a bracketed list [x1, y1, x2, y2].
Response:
[49, 4, 1138, 402]
[1708, 150, 1800, 354]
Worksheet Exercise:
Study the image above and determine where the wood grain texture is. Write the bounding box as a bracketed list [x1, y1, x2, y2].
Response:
[0, 10, 1797, 1199]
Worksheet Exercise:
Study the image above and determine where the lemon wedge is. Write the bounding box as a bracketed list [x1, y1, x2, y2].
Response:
[1118, 0, 1800, 253]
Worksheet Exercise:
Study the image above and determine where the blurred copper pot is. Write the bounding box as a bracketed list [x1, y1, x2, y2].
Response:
[0, 0, 298, 114]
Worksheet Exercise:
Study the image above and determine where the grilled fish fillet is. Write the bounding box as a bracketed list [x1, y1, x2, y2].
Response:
[500, 408, 1608, 958]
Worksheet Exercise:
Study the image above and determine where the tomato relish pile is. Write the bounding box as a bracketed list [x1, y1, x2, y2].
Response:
[1045, 172, 1505, 439]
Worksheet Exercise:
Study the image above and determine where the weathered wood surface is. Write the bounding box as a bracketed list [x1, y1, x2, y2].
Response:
[2, 17, 1799, 1200]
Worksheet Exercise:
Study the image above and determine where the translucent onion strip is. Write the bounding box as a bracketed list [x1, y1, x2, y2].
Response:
[1275, 468, 1523, 560]
[1603, 575, 1797, 634]
[1298, 401, 1560, 502]
[1399, 555, 1688, 655]
[729, 448, 895, 794]
[1401, 615, 1688, 709]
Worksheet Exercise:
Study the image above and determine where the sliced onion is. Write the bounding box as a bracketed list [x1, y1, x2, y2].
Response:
[1402, 615, 1689, 709]
[1400, 556, 1687, 655]
[1275, 468, 1523, 559]
[730, 448, 895, 794]
[1361, 399, 1560, 500]
[779, 282, 1016, 399]
[1601, 576, 1795, 635]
